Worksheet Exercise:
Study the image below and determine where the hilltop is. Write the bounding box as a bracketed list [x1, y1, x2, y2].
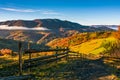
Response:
[0, 19, 113, 32]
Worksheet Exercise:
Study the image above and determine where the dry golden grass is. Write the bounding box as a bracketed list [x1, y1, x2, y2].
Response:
[70, 37, 117, 55]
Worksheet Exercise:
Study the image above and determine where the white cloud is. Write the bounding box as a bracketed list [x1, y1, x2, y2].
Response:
[0, 25, 49, 30]
[1, 7, 60, 15]
[42, 11, 60, 15]
[1, 8, 38, 12]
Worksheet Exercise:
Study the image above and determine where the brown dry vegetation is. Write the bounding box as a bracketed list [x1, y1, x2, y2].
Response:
[47, 31, 113, 48]
[0, 49, 13, 56]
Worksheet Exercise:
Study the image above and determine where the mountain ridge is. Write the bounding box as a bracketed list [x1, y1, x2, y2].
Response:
[0, 19, 114, 32]
[0, 19, 114, 44]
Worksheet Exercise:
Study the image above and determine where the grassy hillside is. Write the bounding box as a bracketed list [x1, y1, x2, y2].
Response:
[47, 31, 113, 47]
[70, 37, 117, 55]
[47, 31, 119, 55]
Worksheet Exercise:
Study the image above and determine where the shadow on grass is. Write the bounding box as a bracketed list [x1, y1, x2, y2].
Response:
[44, 57, 120, 80]
[0, 56, 120, 80]
[0, 57, 19, 77]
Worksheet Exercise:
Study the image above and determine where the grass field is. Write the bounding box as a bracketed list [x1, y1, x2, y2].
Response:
[0, 54, 120, 79]
[70, 37, 117, 55]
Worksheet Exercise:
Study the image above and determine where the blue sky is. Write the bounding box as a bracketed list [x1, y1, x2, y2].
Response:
[0, 0, 120, 25]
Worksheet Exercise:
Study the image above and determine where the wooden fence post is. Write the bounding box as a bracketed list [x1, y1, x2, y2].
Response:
[18, 41, 22, 75]
[77, 52, 79, 59]
[28, 42, 31, 73]
[28, 42, 30, 50]
[55, 46, 58, 63]
[29, 52, 32, 73]
[80, 53, 83, 61]
[66, 47, 69, 61]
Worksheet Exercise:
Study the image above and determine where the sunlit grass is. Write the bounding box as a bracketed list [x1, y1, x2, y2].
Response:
[70, 37, 117, 55]
[91, 47, 105, 54]
[0, 52, 68, 77]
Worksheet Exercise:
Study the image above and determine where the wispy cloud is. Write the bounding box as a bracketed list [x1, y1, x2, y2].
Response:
[1, 7, 60, 15]
[1, 8, 38, 12]
[42, 11, 60, 15]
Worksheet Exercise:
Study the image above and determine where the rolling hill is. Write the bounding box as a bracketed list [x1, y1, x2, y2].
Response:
[70, 37, 117, 55]
[0, 19, 114, 44]
[47, 31, 119, 55]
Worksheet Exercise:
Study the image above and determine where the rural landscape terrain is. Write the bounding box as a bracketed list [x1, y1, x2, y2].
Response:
[0, 19, 120, 80]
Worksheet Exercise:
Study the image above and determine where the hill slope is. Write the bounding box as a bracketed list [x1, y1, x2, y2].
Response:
[0, 19, 113, 32]
[47, 31, 118, 55]
[70, 37, 117, 54]
[0, 19, 114, 44]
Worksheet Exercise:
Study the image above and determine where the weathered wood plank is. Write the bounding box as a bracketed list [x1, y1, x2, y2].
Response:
[23, 55, 68, 69]
[24, 49, 68, 53]
[24, 51, 68, 63]
[102, 56, 120, 59]
[69, 51, 78, 53]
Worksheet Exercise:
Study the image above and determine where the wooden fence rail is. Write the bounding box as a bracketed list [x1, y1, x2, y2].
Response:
[23, 54, 68, 69]
[24, 48, 68, 53]
[22, 48, 69, 72]
[24, 51, 68, 63]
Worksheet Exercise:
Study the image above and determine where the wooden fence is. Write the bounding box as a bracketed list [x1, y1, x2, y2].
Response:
[0, 42, 81, 80]
[17, 45, 69, 79]
[22, 48, 69, 71]
[1, 48, 70, 80]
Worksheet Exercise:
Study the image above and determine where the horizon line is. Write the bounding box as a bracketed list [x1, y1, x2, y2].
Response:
[0, 18, 120, 26]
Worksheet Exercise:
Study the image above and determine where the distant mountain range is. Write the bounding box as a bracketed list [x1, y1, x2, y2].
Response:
[0, 19, 115, 44]
[0, 19, 114, 31]
[91, 25, 118, 30]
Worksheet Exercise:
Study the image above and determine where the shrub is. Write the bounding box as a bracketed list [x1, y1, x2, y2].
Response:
[0, 49, 13, 56]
